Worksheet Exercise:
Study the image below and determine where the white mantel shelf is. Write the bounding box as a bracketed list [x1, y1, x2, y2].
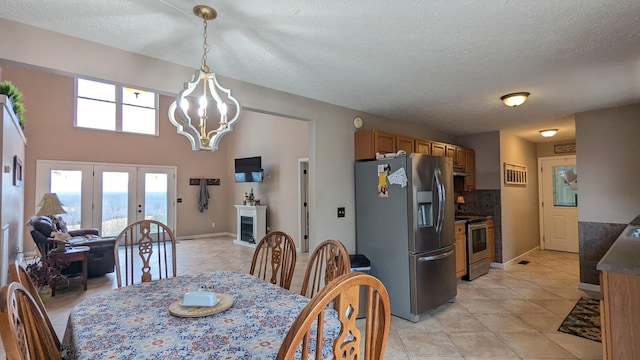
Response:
[234, 205, 267, 248]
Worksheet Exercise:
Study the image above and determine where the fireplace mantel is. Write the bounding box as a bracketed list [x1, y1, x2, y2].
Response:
[234, 205, 267, 248]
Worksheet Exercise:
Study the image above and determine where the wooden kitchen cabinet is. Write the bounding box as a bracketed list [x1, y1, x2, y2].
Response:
[445, 144, 456, 160]
[600, 270, 640, 359]
[487, 218, 494, 263]
[464, 148, 476, 191]
[415, 139, 431, 154]
[354, 129, 396, 160]
[455, 146, 466, 168]
[431, 141, 447, 157]
[396, 134, 415, 154]
[455, 223, 467, 279]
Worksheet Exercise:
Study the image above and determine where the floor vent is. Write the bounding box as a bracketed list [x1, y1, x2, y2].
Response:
[518, 260, 530, 265]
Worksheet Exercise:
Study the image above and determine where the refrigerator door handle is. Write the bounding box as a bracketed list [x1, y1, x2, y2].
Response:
[434, 168, 445, 232]
[418, 249, 455, 262]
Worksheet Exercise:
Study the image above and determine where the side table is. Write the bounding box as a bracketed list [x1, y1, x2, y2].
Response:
[49, 246, 90, 296]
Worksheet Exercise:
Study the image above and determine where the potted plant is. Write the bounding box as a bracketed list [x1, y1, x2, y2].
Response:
[25, 254, 67, 302]
[0, 80, 26, 128]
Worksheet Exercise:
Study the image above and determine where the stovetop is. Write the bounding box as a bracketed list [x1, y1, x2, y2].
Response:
[455, 215, 489, 223]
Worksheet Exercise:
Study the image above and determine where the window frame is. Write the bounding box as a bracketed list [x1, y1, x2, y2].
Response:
[74, 78, 159, 135]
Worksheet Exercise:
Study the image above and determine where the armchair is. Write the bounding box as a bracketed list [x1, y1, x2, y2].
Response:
[27, 216, 117, 278]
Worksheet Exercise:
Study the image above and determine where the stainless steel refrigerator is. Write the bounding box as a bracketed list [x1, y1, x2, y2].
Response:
[355, 153, 456, 322]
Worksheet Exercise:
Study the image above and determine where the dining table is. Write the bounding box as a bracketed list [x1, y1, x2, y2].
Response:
[62, 271, 340, 359]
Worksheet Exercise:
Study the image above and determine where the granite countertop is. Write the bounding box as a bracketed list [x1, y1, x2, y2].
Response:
[597, 215, 640, 276]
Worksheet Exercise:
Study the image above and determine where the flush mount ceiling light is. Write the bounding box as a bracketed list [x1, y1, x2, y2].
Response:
[500, 92, 530, 107]
[539, 129, 558, 137]
[168, 5, 241, 151]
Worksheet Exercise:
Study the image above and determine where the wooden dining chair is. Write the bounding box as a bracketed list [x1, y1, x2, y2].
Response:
[276, 272, 391, 360]
[300, 239, 351, 298]
[249, 231, 297, 290]
[7, 261, 61, 350]
[114, 219, 177, 288]
[0, 282, 62, 360]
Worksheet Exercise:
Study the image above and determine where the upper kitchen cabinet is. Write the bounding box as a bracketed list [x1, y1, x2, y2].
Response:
[431, 142, 447, 157]
[464, 148, 476, 191]
[396, 134, 415, 154]
[415, 139, 431, 155]
[354, 129, 396, 160]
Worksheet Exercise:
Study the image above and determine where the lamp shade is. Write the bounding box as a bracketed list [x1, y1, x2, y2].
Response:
[35, 193, 67, 216]
[456, 195, 466, 204]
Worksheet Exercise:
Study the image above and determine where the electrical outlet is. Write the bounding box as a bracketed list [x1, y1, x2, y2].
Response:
[211, 222, 216, 228]
[337, 207, 346, 218]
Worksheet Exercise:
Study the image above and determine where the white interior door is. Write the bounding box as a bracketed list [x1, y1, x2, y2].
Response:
[538, 156, 578, 252]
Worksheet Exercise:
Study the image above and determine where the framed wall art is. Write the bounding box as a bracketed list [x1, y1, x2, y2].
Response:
[13, 155, 22, 187]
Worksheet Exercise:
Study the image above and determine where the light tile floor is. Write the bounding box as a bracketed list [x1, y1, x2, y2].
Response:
[1, 237, 603, 359]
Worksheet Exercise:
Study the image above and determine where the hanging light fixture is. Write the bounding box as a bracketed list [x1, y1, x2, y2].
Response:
[500, 92, 530, 107]
[539, 129, 558, 137]
[168, 5, 241, 151]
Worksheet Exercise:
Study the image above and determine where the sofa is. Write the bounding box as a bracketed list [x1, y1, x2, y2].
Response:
[28, 216, 117, 278]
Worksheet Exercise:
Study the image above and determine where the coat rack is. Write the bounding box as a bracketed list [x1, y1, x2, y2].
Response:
[189, 178, 220, 186]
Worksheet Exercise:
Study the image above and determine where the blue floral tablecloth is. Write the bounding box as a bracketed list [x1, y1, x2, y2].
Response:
[63, 271, 338, 359]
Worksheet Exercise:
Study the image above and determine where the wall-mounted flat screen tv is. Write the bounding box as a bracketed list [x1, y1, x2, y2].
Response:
[235, 156, 263, 183]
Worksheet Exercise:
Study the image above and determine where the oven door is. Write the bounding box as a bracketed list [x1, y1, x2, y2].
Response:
[467, 221, 488, 264]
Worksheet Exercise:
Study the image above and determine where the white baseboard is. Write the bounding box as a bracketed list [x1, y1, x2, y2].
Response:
[501, 246, 541, 269]
[176, 232, 235, 241]
[579, 282, 601, 293]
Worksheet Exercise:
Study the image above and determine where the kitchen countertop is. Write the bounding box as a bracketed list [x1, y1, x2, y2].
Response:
[597, 215, 640, 276]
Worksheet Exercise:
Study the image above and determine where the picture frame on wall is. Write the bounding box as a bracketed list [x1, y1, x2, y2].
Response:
[13, 155, 22, 187]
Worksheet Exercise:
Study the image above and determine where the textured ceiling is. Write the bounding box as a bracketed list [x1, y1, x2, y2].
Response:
[2, 0, 639, 143]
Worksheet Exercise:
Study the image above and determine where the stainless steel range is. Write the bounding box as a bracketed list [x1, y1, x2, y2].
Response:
[456, 215, 490, 280]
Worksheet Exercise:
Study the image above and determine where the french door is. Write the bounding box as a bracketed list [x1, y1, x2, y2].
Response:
[35, 161, 176, 237]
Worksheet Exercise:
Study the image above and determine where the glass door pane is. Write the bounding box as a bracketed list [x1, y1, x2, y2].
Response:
[101, 172, 130, 237]
[144, 173, 168, 224]
[552, 166, 578, 207]
[50, 170, 83, 230]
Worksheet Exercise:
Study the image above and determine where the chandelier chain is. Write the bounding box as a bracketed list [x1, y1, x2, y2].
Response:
[201, 18, 209, 72]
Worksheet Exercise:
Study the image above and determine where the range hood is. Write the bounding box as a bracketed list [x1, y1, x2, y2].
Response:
[453, 170, 470, 177]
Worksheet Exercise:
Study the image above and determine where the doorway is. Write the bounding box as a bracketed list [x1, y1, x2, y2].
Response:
[298, 158, 309, 252]
[35, 160, 176, 237]
[538, 156, 578, 252]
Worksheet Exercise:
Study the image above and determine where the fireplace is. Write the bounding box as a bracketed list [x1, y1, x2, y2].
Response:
[234, 205, 267, 247]
[240, 216, 255, 243]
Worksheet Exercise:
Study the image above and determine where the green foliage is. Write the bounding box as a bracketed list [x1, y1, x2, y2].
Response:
[0, 80, 26, 128]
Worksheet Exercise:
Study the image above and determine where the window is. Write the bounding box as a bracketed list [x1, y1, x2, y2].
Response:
[76, 78, 158, 135]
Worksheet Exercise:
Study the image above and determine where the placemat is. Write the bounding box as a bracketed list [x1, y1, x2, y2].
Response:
[169, 293, 234, 318]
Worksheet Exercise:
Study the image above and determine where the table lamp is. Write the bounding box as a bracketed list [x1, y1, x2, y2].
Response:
[456, 195, 465, 215]
[35, 193, 68, 230]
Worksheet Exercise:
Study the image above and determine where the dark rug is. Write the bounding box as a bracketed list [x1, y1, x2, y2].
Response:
[557, 297, 601, 342]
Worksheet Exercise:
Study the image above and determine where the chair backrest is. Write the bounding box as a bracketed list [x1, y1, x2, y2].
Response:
[277, 272, 391, 360]
[249, 231, 297, 290]
[0, 282, 62, 360]
[300, 239, 351, 298]
[114, 219, 177, 288]
[7, 261, 61, 350]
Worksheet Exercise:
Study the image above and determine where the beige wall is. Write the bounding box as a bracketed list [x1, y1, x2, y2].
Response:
[0, 18, 448, 254]
[536, 141, 576, 158]
[224, 113, 309, 239]
[575, 103, 640, 223]
[499, 132, 540, 262]
[1, 63, 310, 253]
[457, 131, 501, 190]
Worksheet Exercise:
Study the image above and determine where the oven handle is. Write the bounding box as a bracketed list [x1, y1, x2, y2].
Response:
[418, 249, 455, 262]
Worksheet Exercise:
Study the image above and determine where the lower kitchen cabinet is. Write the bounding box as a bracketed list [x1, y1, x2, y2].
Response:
[455, 223, 467, 279]
[487, 219, 494, 263]
[600, 271, 640, 359]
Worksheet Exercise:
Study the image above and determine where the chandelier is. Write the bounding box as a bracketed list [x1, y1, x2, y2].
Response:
[168, 5, 241, 151]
